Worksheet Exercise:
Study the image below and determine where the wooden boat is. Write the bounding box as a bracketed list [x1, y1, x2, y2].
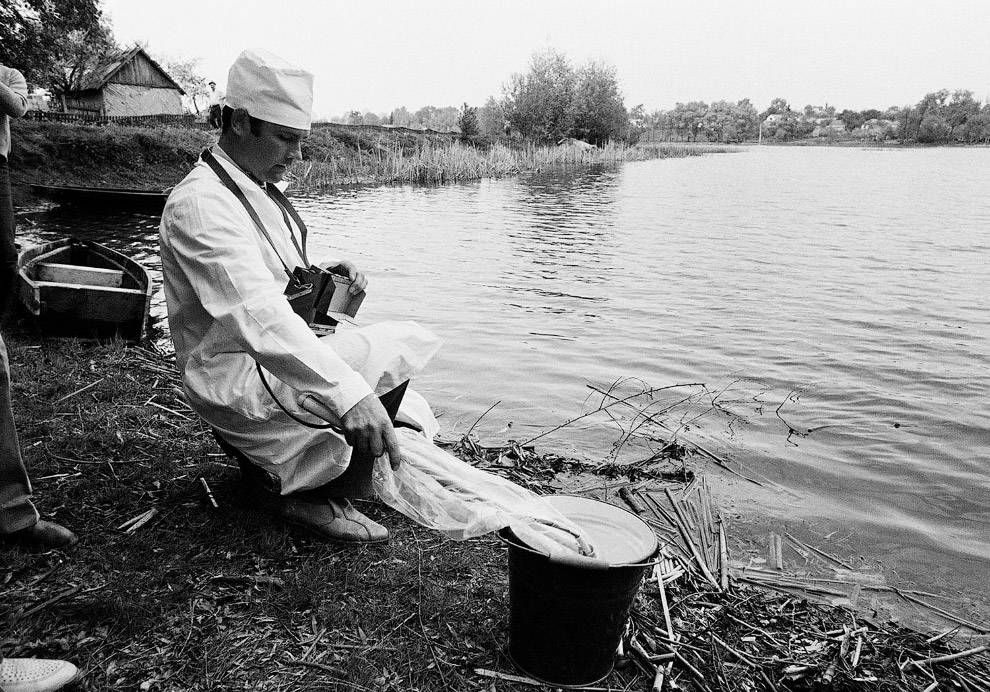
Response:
[17, 238, 153, 342]
[30, 183, 171, 213]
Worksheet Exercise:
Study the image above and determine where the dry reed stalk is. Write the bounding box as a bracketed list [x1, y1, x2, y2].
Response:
[18, 584, 83, 620]
[473, 668, 542, 686]
[664, 488, 720, 589]
[123, 508, 158, 534]
[717, 517, 729, 590]
[851, 634, 864, 668]
[54, 377, 105, 403]
[734, 573, 851, 598]
[768, 533, 783, 570]
[895, 590, 990, 634]
[710, 633, 759, 668]
[784, 531, 853, 569]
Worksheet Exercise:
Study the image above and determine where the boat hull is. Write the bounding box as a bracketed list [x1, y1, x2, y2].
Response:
[17, 238, 153, 343]
[30, 184, 170, 213]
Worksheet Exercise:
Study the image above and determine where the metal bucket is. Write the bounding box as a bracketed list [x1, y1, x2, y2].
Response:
[499, 495, 659, 687]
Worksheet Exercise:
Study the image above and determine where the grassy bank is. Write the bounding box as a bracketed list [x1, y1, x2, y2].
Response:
[9, 120, 727, 195]
[8, 121, 214, 192]
[2, 325, 988, 691]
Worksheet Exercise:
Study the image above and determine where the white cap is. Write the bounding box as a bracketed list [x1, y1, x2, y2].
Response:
[225, 48, 314, 130]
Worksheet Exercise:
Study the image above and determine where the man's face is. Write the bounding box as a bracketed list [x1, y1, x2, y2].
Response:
[240, 119, 308, 183]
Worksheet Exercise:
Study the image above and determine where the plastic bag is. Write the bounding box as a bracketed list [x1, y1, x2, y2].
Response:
[373, 428, 595, 558]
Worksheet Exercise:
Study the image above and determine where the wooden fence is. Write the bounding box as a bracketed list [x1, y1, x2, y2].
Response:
[23, 109, 459, 137]
[310, 122, 458, 137]
[23, 111, 209, 129]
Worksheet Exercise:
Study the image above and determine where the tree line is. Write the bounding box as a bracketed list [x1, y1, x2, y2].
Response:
[4, 2, 988, 146]
[636, 91, 990, 145]
[341, 49, 630, 146]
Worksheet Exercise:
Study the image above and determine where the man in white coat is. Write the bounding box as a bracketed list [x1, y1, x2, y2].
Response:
[160, 49, 440, 544]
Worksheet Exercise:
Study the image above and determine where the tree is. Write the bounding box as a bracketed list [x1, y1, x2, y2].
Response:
[733, 98, 759, 141]
[0, 0, 107, 84]
[457, 102, 479, 139]
[895, 89, 983, 143]
[46, 21, 118, 112]
[838, 109, 864, 131]
[701, 100, 733, 142]
[967, 104, 990, 144]
[389, 106, 412, 127]
[156, 54, 209, 114]
[571, 60, 627, 144]
[761, 97, 791, 120]
[477, 96, 506, 138]
[627, 104, 648, 143]
[410, 105, 457, 131]
[361, 111, 383, 126]
[944, 90, 980, 140]
[918, 113, 952, 143]
[502, 48, 576, 143]
[668, 101, 708, 141]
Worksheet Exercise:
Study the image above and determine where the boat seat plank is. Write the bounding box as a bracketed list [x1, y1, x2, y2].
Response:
[32, 280, 146, 295]
[38, 262, 124, 288]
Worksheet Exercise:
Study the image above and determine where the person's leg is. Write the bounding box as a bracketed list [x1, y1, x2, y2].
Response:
[0, 155, 18, 320]
[298, 448, 376, 500]
[213, 427, 387, 543]
[0, 331, 39, 534]
[277, 383, 412, 543]
[0, 332, 77, 550]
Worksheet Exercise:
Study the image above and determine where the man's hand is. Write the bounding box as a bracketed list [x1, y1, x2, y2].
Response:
[340, 393, 402, 470]
[321, 259, 367, 295]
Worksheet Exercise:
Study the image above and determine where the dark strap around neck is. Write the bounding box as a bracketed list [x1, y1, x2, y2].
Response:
[266, 183, 310, 266]
[200, 148, 308, 275]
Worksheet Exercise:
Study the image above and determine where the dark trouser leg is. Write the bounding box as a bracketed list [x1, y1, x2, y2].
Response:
[0, 156, 17, 320]
[0, 331, 39, 534]
[296, 450, 375, 501]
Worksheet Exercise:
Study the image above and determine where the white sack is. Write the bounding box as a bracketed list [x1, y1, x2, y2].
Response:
[373, 427, 594, 558]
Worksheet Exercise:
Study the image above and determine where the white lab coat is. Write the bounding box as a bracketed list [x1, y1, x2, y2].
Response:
[159, 146, 441, 494]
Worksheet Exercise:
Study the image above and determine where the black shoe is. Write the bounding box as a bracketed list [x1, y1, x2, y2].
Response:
[0, 520, 78, 551]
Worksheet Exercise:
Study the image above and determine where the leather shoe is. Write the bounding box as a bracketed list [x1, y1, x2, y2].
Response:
[0, 657, 79, 692]
[0, 520, 78, 552]
[280, 498, 388, 544]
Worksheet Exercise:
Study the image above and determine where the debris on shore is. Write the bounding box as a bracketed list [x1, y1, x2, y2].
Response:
[3, 332, 987, 690]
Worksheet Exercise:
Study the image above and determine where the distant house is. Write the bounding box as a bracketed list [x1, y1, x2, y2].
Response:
[61, 45, 184, 117]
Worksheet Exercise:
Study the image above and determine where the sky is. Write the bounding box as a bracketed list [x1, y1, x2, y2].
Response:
[101, 0, 990, 120]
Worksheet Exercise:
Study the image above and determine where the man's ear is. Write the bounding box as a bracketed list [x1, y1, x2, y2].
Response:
[230, 108, 252, 136]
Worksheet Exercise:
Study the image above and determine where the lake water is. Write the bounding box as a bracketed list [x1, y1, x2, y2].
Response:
[17, 145, 990, 622]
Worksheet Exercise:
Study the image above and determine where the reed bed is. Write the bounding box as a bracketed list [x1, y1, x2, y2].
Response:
[291, 138, 724, 189]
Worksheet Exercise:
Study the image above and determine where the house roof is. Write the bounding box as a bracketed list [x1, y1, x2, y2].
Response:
[70, 45, 184, 94]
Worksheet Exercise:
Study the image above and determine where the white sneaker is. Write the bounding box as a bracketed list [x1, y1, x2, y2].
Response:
[0, 658, 79, 692]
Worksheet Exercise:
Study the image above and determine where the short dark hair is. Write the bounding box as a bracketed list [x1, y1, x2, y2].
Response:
[220, 106, 264, 136]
